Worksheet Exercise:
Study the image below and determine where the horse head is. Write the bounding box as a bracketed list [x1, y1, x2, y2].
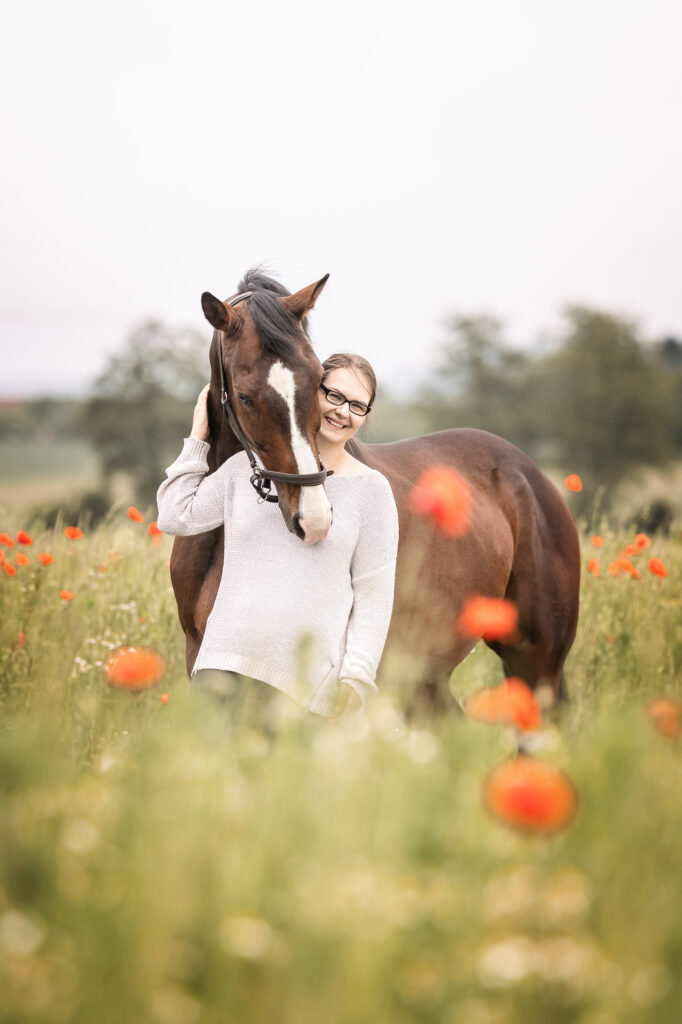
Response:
[201, 273, 332, 545]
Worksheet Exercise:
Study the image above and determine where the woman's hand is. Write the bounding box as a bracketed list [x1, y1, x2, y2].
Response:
[190, 384, 211, 442]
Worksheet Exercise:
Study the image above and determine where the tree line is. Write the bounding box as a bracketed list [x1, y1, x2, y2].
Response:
[3, 307, 680, 514]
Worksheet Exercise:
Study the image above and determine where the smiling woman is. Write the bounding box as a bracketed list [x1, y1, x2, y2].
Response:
[156, 270, 399, 723]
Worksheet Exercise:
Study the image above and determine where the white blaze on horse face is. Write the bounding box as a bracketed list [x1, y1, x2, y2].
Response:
[267, 362, 332, 544]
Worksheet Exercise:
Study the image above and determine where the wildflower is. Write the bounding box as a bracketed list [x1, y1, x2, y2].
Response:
[59, 590, 75, 601]
[38, 552, 55, 566]
[0, 532, 15, 547]
[483, 755, 578, 834]
[127, 506, 144, 523]
[15, 631, 26, 648]
[564, 474, 582, 493]
[634, 533, 651, 551]
[408, 465, 471, 537]
[104, 646, 165, 690]
[15, 552, 30, 567]
[608, 562, 622, 578]
[586, 558, 600, 577]
[160, 693, 169, 705]
[590, 535, 604, 548]
[614, 558, 639, 579]
[16, 530, 32, 545]
[64, 526, 83, 540]
[624, 544, 639, 557]
[148, 521, 162, 536]
[647, 698, 680, 739]
[457, 595, 518, 642]
[465, 678, 542, 731]
[3, 563, 17, 577]
[648, 557, 667, 579]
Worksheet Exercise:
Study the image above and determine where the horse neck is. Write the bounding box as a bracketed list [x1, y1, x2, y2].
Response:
[207, 397, 242, 472]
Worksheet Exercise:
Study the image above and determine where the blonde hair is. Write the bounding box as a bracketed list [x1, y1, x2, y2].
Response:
[321, 353, 377, 408]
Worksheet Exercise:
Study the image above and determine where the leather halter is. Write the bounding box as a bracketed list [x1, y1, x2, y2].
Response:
[217, 291, 332, 503]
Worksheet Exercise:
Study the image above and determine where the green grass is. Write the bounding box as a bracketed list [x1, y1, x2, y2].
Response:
[0, 509, 681, 1023]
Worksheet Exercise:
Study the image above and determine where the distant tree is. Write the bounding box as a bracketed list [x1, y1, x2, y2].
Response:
[537, 307, 674, 491]
[81, 320, 208, 507]
[655, 336, 682, 453]
[418, 315, 542, 455]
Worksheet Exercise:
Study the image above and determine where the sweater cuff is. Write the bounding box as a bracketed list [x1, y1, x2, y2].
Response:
[181, 437, 211, 459]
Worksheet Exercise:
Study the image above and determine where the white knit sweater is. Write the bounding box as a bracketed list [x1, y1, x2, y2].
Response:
[157, 439, 399, 717]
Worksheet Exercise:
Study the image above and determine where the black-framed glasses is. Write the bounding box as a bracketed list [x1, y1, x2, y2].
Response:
[319, 383, 372, 417]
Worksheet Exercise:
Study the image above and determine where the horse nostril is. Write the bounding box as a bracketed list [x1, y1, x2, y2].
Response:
[292, 512, 306, 541]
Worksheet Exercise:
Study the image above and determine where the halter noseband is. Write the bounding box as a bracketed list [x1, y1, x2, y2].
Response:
[217, 291, 332, 503]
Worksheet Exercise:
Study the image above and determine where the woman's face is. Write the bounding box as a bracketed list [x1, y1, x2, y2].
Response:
[317, 366, 373, 445]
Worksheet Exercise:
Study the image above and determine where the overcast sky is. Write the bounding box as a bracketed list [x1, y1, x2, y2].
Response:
[2, 0, 681, 398]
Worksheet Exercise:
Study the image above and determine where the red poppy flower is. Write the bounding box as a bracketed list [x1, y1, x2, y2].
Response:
[16, 631, 26, 648]
[586, 557, 600, 577]
[457, 595, 518, 642]
[64, 526, 83, 540]
[3, 563, 17, 577]
[104, 646, 165, 690]
[16, 530, 32, 545]
[648, 557, 667, 579]
[148, 521, 162, 536]
[408, 465, 472, 537]
[38, 552, 55, 566]
[160, 693, 169, 705]
[483, 756, 578, 834]
[127, 506, 144, 523]
[564, 474, 582, 493]
[15, 552, 30, 567]
[0, 532, 14, 547]
[59, 590, 74, 601]
[647, 698, 681, 739]
[465, 678, 542, 731]
[614, 558, 640, 579]
[608, 561, 622, 578]
[624, 544, 639, 557]
[635, 533, 651, 551]
[590, 535, 604, 548]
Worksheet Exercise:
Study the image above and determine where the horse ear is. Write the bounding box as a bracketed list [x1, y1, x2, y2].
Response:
[201, 292, 241, 334]
[281, 274, 330, 321]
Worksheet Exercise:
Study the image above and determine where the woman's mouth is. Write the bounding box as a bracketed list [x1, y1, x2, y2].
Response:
[324, 416, 346, 431]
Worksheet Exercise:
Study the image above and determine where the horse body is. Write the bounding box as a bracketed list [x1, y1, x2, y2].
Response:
[167, 270, 580, 704]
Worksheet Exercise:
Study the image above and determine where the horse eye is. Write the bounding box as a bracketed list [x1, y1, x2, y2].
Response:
[237, 393, 253, 407]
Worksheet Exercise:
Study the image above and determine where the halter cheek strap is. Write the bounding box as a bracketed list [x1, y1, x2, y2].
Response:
[217, 292, 332, 503]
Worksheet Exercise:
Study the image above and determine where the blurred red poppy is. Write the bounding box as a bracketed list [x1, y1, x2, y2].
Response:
[635, 533, 651, 550]
[16, 631, 26, 648]
[64, 527, 83, 540]
[160, 692, 169, 705]
[614, 558, 639, 579]
[15, 552, 30, 567]
[564, 474, 582, 493]
[647, 698, 680, 739]
[408, 465, 472, 537]
[59, 590, 74, 601]
[586, 557, 600, 577]
[105, 646, 165, 690]
[648, 557, 667, 579]
[483, 755, 578, 834]
[608, 561, 622, 578]
[127, 506, 144, 523]
[0, 532, 14, 547]
[3, 563, 17, 577]
[38, 552, 55, 566]
[465, 678, 542, 731]
[148, 521, 162, 536]
[17, 530, 32, 545]
[590, 535, 604, 547]
[624, 544, 639, 557]
[457, 596, 518, 641]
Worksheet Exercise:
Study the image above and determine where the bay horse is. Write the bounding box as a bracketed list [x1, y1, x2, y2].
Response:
[168, 269, 580, 706]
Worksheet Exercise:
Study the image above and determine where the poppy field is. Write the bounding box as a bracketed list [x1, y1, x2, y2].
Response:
[1, 492, 681, 1024]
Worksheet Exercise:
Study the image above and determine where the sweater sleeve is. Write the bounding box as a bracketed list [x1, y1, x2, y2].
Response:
[338, 474, 399, 704]
[156, 437, 233, 536]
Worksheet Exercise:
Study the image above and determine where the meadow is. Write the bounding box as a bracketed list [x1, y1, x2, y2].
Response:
[0, 496, 680, 1024]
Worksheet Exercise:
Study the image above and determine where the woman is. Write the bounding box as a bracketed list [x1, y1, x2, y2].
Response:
[156, 353, 399, 720]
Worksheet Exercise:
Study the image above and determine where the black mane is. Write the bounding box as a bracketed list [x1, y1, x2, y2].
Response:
[236, 267, 309, 358]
